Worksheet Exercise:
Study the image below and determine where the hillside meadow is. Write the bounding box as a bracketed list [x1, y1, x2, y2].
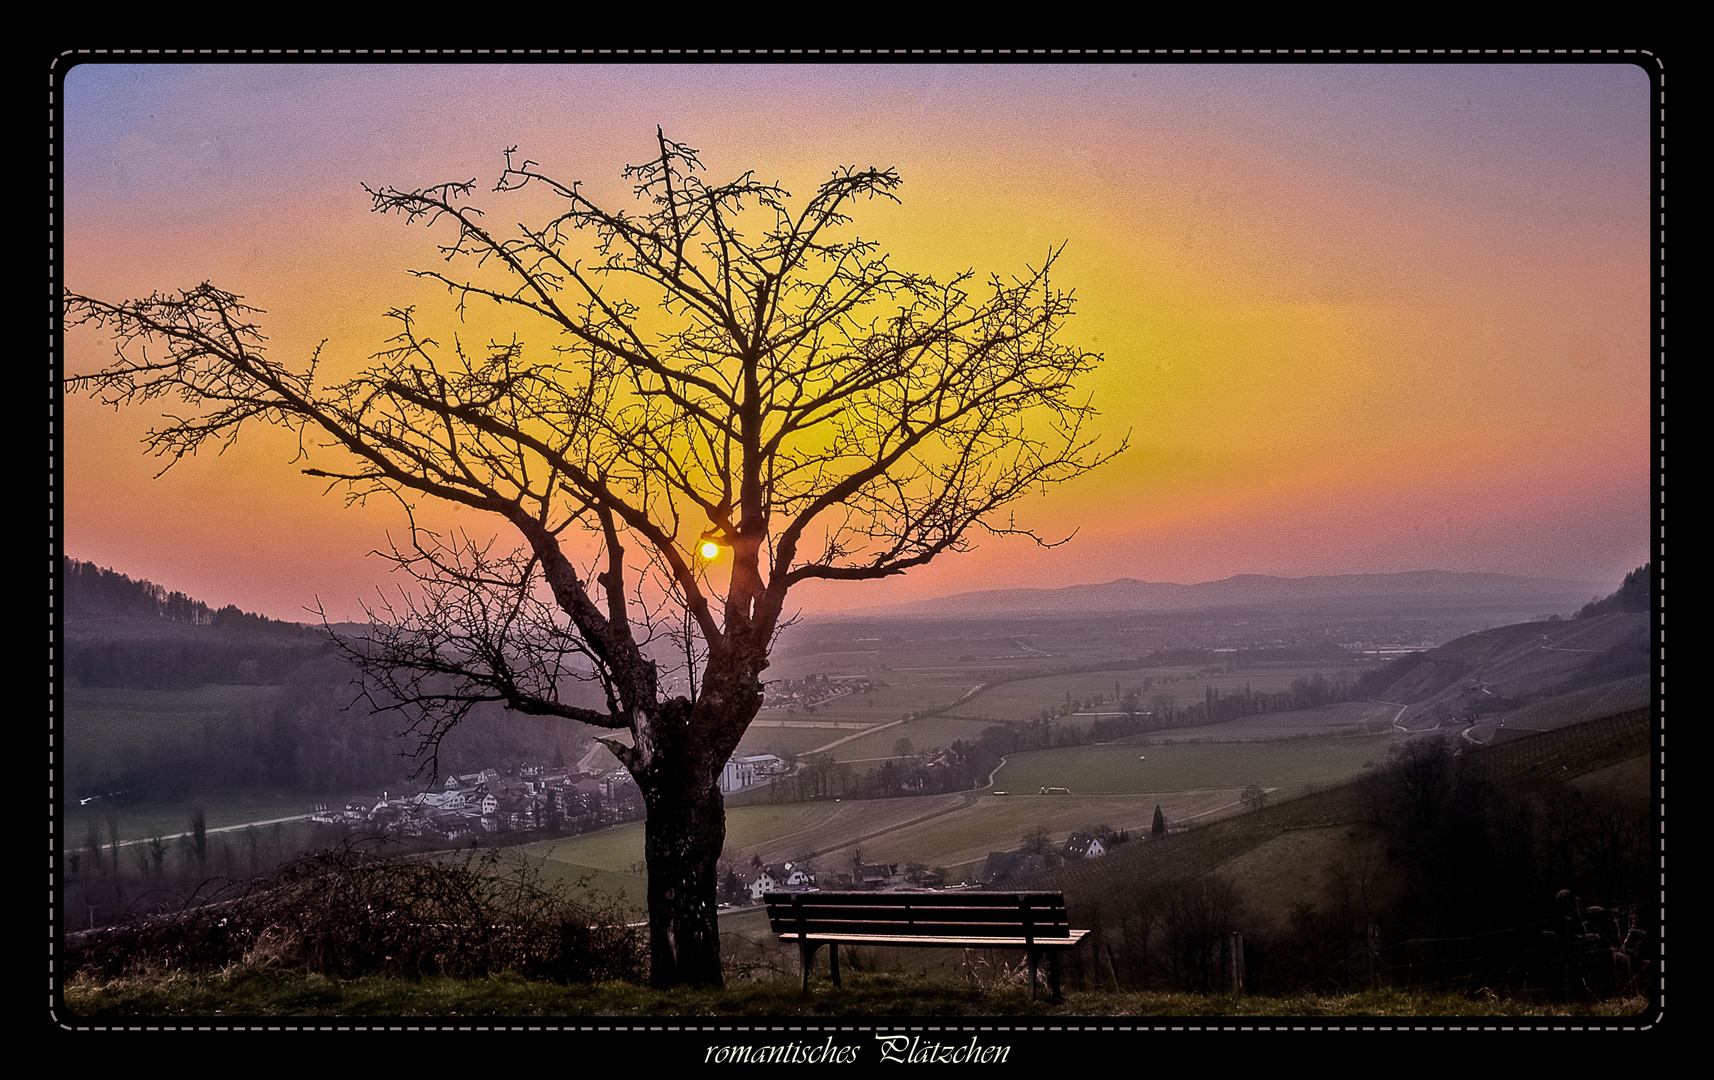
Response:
[63, 683, 284, 777]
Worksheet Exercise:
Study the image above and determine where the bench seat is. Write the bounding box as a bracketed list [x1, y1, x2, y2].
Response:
[764, 891, 1086, 1000]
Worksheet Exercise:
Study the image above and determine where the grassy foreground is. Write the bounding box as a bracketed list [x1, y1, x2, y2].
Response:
[62, 968, 1648, 1020]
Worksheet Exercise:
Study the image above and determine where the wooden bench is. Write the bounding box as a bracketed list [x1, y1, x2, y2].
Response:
[764, 890, 1087, 1000]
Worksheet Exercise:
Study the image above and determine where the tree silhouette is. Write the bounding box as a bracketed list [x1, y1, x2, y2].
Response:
[65, 131, 1121, 987]
[1021, 825, 1055, 856]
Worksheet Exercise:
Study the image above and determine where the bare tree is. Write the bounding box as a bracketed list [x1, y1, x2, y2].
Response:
[1021, 825, 1055, 856]
[65, 131, 1122, 987]
[1158, 874, 1243, 994]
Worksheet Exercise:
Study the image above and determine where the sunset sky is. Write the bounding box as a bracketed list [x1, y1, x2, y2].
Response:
[59, 61, 1656, 623]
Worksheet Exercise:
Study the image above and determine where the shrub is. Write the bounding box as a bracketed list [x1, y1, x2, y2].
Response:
[65, 841, 645, 983]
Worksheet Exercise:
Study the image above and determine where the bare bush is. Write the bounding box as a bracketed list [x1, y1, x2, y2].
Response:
[65, 842, 644, 983]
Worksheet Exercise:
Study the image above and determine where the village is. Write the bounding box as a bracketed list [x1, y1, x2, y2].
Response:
[759, 673, 873, 712]
[312, 761, 647, 843]
[313, 749, 1131, 905]
[720, 822, 1130, 906]
[312, 749, 804, 845]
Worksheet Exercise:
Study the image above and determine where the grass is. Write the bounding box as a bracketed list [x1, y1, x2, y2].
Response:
[729, 657, 1375, 761]
[62, 791, 336, 847]
[59, 967, 1649, 1020]
[1137, 699, 1401, 741]
[514, 788, 1234, 882]
[514, 730, 1394, 882]
[994, 733, 1399, 794]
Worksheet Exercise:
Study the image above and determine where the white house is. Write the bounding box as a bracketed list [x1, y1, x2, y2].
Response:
[720, 754, 784, 793]
[749, 861, 816, 900]
[1063, 832, 1107, 859]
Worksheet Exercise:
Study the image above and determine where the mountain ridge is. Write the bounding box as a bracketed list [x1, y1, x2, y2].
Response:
[844, 569, 1612, 619]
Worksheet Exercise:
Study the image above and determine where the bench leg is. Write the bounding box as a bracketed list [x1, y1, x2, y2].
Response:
[830, 943, 842, 987]
[800, 941, 821, 996]
[1027, 949, 1039, 1002]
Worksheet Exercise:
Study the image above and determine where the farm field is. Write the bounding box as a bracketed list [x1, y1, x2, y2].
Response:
[955, 662, 1365, 721]
[519, 796, 973, 876]
[733, 655, 1376, 763]
[62, 790, 332, 848]
[1181, 819, 1400, 937]
[844, 790, 1238, 873]
[517, 823, 645, 874]
[63, 683, 283, 776]
[993, 734, 1400, 796]
[1567, 752, 1649, 809]
[796, 714, 994, 761]
[1129, 700, 1402, 742]
[518, 772, 1267, 894]
[735, 721, 894, 759]
[507, 846, 647, 912]
[722, 798, 977, 858]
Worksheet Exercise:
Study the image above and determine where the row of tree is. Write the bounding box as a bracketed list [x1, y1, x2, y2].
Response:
[64, 558, 316, 636]
[64, 558, 334, 689]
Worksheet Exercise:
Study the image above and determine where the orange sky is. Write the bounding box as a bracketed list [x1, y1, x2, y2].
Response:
[59, 62, 1655, 621]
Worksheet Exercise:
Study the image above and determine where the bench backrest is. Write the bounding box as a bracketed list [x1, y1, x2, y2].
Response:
[763, 891, 1073, 942]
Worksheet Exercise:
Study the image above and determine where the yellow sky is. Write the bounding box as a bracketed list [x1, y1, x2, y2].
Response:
[60, 63, 1655, 620]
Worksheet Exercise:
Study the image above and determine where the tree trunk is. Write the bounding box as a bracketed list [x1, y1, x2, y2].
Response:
[628, 639, 764, 988]
[641, 772, 727, 987]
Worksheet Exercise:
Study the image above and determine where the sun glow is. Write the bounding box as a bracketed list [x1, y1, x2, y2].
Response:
[60, 65, 1653, 621]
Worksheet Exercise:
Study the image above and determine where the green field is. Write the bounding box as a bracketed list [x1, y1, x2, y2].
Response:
[730, 656, 1377, 763]
[796, 715, 996, 762]
[62, 791, 334, 849]
[511, 724, 1397, 892]
[63, 683, 284, 776]
[994, 734, 1398, 795]
[834, 790, 1239, 873]
[734, 722, 888, 759]
[1131, 700, 1401, 742]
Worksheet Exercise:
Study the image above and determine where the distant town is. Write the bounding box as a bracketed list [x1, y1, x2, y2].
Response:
[311, 749, 805, 843]
[316, 747, 1139, 904]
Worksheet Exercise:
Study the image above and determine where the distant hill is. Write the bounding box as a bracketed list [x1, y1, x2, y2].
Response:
[1367, 609, 1652, 735]
[853, 570, 1611, 620]
[60, 558, 331, 688]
